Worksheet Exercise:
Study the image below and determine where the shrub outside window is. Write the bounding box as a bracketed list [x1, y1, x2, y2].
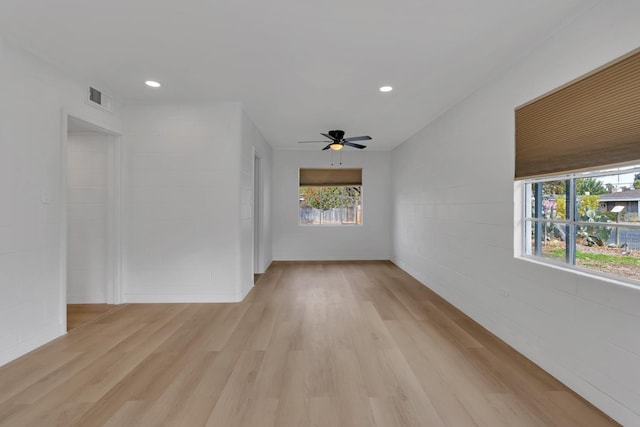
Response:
[524, 165, 640, 284]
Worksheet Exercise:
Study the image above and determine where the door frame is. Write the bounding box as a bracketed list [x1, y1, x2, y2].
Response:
[253, 148, 264, 275]
[60, 110, 124, 330]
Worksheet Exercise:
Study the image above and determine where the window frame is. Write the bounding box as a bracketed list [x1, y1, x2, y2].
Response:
[521, 163, 640, 288]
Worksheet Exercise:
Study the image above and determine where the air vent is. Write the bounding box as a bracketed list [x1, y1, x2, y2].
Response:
[89, 87, 102, 104]
[87, 86, 112, 112]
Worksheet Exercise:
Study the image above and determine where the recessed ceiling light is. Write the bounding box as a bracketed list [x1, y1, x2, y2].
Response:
[145, 80, 161, 88]
[379, 86, 393, 93]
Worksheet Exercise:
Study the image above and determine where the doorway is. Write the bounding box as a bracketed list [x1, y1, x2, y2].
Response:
[64, 115, 122, 330]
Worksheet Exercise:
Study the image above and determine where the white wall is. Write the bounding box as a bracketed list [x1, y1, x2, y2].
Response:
[124, 103, 246, 302]
[123, 103, 273, 303]
[391, 2, 640, 425]
[0, 38, 122, 366]
[67, 132, 112, 303]
[240, 111, 272, 298]
[272, 150, 391, 260]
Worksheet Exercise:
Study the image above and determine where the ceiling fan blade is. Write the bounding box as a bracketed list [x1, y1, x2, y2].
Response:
[297, 140, 328, 143]
[322, 143, 332, 151]
[321, 133, 338, 141]
[343, 135, 372, 142]
[344, 142, 367, 149]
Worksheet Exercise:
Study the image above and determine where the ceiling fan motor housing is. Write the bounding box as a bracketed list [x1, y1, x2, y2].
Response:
[328, 130, 345, 140]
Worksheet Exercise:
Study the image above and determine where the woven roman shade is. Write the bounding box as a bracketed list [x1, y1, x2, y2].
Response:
[515, 48, 640, 179]
[299, 168, 362, 186]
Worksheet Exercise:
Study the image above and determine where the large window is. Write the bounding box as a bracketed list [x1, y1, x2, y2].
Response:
[524, 165, 640, 284]
[298, 168, 362, 225]
[516, 49, 640, 286]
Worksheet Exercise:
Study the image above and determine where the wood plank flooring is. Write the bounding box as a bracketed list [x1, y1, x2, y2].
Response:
[67, 304, 117, 331]
[0, 261, 619, 426]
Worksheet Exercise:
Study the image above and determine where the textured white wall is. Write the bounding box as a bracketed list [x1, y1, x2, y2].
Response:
[123, 103, 243, 302]
[0, 38, 122, 366]
[66, 132, 112, 303]
[391, 2, 640, 425]
[272, 150, 391, 261]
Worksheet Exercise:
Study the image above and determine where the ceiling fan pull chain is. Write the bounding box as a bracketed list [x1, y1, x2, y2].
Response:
[339, 150, 342, 165]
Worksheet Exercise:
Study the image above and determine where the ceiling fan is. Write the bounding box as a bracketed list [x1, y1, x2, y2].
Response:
[298, 130, 372, 150]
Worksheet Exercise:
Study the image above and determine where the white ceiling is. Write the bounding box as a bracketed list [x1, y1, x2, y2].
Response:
[0, 0, 593, 150]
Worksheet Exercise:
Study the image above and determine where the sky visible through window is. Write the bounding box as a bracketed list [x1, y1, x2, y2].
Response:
[587, 163, 640, 187]
[599, 172, 634, 187]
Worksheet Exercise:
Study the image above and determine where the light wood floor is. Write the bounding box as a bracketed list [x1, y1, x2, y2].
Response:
[67, 304, 117, 331]
[0, 261, 618, 426]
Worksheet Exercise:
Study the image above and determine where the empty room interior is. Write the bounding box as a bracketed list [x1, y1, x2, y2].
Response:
[0, 0, 639, 426]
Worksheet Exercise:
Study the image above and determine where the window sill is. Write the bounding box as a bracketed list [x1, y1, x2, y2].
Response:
[516, 254, 640, 292]
[298, 223, 363, 227]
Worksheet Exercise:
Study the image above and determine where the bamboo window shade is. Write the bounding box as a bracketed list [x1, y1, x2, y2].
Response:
[299, 168, 362, 186]
[515, 48, 640, 179]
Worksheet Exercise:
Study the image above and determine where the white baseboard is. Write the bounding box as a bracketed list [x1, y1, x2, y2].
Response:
[0, 323, 65, 368]
[67, 295, 108, 304]
[238, 283, 253, 302]
[124, 293, 239, 303]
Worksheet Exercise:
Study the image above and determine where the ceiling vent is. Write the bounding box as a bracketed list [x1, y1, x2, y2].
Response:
[87, 86, 112, 112]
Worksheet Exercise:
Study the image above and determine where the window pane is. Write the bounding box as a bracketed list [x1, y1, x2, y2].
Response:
[542, 180, 567, 199]
[299, 186, 362, 225]
[576, 177, 607, 196]
[527, 220, 568, 262]
[588, 169, 640, 222]
[575, 225, 640, 281]
[543, 221, 568, 261]
[523, 165, 640, 285]
[529, 181, 567, 220]
[575, 176, 607, 221]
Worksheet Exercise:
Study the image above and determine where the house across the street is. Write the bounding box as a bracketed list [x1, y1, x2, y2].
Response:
[599, 189, 640, 218]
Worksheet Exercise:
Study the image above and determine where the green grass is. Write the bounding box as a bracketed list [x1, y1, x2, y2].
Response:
[549, 248, 640, 265]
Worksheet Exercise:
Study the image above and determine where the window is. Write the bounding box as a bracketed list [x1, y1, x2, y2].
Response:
[524, 165, 640, 284]
[515, 49, 640, 286]
[298, 168, 362, 225]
